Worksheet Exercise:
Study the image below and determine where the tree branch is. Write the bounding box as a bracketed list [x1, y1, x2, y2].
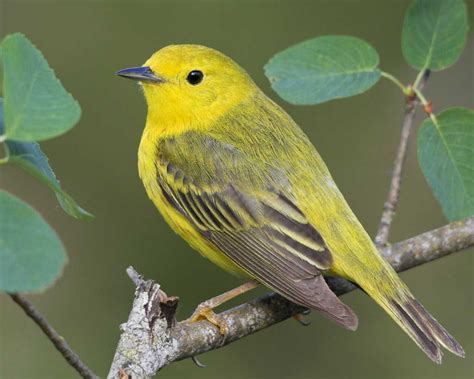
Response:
[375, 69, 430, 246]
[108, 216, 474, 378]
[9, 293, 99, 379]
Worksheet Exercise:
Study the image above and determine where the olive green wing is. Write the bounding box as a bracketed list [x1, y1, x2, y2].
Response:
[157, 136, 358, 330]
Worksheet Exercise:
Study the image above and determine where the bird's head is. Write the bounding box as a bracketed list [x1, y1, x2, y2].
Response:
[117, 45, 258, 128]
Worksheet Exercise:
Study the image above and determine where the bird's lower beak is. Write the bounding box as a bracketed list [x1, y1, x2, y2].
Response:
[116, 66, 165, 83]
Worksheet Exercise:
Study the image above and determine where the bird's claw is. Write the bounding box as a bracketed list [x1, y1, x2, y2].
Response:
[191, 355, 207, 368]
[187, 304, 229, 334]
[293, 312, 311, 326]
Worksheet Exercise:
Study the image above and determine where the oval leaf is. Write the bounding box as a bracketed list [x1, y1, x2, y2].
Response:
[264, 36, 381, 105]
[402, 0, 469, 71]
[0, 33, 81, 141]
[0, 99, 93, 219]
[418, 108, 474, 221]
[0, 191, 67, 292]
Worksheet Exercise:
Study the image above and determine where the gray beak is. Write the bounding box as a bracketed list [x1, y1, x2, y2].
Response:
[116, 66, 165, 83]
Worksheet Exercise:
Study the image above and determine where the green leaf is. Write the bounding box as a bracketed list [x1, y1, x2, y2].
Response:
[402, 0, 469, 71]
[0, 33, 81, 141]
[418, 108, 474, 221]
[264, 36, 381, 105]
[0, 190, 67, 292]
[0, 99, 93, 220]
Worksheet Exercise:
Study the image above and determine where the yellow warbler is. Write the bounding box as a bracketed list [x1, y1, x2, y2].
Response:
[117, 44, 463, 363]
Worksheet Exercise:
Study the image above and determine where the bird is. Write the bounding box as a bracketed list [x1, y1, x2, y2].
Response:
[117, 44, 464, 363]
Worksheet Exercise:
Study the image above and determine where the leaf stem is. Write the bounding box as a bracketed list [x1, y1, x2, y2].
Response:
[413, 87, 429, 105]
[413, 68, 428, 90]
[412, 87, 439, 126]
[381, 71, 410, 94]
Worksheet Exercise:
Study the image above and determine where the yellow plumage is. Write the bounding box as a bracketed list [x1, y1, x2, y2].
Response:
[118, 44, 463, 363]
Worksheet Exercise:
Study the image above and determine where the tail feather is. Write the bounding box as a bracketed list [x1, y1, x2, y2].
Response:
[387, 296, 464, 364]
[408, 299, 465, 358]
[354, 251, 464, 364]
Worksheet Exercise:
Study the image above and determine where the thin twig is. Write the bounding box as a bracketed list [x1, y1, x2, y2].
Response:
[108, 216, 474, 378]
[9, 293, 99, 379]
[375, 69, 430, 246]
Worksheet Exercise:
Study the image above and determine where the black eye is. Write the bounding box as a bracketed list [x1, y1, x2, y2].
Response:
[186, 70, 204, 85]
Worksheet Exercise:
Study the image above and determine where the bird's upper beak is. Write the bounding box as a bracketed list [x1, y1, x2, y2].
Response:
[116, 66, 165, 83]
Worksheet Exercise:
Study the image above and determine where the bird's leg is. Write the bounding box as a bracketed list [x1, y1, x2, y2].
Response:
[186, 279, 259, 334]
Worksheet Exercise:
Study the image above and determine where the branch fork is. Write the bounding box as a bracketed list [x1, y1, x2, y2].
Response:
[107, 268, 179, 379]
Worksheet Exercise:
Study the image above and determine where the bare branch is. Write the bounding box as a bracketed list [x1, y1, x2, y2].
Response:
[108, 216, 474, 378]
[375, 70, 430, 246]
[9, 293, 99, 379]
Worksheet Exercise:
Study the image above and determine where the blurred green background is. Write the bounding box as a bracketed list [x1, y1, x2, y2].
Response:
[0, 0, 473, 378]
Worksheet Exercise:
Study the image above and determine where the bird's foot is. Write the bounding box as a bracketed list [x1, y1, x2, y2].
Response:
[293, 309, 311, 326]
[187, 303, 229, 334]
[185, 280, 259, 334]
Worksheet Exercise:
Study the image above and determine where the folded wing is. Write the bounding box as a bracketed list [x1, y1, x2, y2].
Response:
[158, 154, 358, 330]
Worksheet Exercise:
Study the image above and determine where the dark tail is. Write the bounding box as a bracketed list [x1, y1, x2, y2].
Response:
[353, 241, 465, 363]
[381, 294, 464, 363]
